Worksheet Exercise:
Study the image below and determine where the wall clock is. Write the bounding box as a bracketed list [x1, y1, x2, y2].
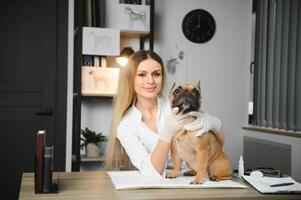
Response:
[182, 9, 216, 43]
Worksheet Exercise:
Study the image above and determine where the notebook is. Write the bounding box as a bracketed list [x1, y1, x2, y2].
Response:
[242, 175, 301, 194]
[107, 170, 247, 190]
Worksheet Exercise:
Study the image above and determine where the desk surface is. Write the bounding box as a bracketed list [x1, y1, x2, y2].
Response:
[19, 171, 301, 200]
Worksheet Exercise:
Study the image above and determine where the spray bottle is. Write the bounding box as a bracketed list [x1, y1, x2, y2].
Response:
[238, 155, 244, 178]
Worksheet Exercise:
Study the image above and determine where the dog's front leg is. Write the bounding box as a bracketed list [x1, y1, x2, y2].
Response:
[166, 141, 181, 178]
[191, 135, 209, 184]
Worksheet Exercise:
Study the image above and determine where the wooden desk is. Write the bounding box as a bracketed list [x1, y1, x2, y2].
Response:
[19, 171, 301, 200]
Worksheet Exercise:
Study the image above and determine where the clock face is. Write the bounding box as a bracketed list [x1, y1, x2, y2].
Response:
[182, 9, 216, 43]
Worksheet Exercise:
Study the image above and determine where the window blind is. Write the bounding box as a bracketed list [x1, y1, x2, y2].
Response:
[253, 0, 301, 131]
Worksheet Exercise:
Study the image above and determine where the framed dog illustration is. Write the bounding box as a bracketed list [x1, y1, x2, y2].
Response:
[118, 4, 150, 32]
[81, 66, 120, 96]
[82, 27, 120, 56]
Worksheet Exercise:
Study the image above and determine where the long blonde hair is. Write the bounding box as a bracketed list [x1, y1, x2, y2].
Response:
[105, 50, 166, 170]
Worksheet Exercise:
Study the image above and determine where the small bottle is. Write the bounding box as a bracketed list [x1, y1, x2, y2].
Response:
[238, 155, 244, 178]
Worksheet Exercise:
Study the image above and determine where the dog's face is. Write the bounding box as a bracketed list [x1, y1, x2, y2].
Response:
[169, 81, 201, 114]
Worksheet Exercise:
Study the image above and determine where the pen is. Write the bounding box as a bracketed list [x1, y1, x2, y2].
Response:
[270, 182, 294, 187]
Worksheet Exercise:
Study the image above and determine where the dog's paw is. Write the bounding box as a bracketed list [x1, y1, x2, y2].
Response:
[190, 178, 205, 185]
[183, 170, 197, 176]
[166, 170, 179, 179]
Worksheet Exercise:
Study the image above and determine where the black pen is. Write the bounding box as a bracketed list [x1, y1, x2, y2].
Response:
[270, 182, 294, 187]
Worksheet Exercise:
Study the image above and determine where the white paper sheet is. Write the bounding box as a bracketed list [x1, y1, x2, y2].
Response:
[108, 171, 247, 190]
[242, 175, 301, 194]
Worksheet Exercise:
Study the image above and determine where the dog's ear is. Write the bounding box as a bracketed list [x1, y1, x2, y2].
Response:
[195, 81, 201, 90]
[170, 82, 177, 93]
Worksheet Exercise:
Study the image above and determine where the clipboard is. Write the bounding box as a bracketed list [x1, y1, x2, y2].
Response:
[242, 175, 301, 194]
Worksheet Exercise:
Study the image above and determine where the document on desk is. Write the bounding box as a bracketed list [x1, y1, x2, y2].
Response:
[108, 171, 247, 190]
[242, 175, 301, 194]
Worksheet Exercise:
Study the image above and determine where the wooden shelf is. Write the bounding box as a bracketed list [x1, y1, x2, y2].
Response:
[81, 155, 105, 162]
[81, 95, 114, 101]
[121, 31, 149, 38]
[81, 93, 116, 97]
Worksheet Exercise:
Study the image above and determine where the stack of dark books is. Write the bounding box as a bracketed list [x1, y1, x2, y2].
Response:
[34, 130, 58, 193]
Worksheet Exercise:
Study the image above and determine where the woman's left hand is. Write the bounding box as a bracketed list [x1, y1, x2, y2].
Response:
[184, 111, 221, 136]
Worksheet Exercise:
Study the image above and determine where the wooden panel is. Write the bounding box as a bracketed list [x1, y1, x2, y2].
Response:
[0, 92, 42, 106]
[0, 0, 67, 199]
[0, 1, 44, 90]
[0, 120, 41, 200]
[0, 107, 42, 121]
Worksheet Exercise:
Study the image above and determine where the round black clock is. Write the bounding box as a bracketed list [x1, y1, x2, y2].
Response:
[182, 9, 216, 43]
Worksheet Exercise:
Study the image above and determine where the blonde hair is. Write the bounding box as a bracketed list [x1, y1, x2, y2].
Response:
[105, 50, 166, 170]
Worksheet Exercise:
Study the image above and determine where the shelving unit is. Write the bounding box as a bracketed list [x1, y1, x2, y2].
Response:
[80, 155, 106, 172]
[72, 0, 154, 172]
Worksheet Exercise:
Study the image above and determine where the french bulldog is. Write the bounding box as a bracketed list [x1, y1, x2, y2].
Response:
[166, 81, 232, 184]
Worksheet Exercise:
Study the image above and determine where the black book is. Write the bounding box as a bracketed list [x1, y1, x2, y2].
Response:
[82, 55, 94, 66]
[43, 146, 54, 192]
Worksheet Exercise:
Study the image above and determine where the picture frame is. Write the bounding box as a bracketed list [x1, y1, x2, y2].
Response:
[82, 27, 120, 56]
[118, 4, 150, 32]
[81, 66, 120, 96]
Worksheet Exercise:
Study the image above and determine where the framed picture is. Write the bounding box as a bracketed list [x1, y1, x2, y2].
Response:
[81, 66, 120, 96]
[82, 27, 120, 56]
[118, 4, 150, 32]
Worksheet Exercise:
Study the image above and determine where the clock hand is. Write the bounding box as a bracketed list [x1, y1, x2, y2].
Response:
[193, 24, 201, 31]
[192, 26, 198, 31]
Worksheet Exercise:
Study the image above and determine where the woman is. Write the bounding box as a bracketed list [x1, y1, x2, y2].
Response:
[105, 50, 224, 178]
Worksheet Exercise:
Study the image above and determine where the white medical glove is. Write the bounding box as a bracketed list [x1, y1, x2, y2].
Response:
[184, 111, 221, 136]
[158, 107, 189, 143]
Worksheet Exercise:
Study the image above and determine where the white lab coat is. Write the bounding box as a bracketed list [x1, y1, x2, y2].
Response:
[117, 96, 171, 178]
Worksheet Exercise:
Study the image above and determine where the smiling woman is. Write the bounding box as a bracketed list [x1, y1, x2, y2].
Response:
[105, 50, 224, 179]
[105, 50, 167, 171]
[134, 58, 163, 100]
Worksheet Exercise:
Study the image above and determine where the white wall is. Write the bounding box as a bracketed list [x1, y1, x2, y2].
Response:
[81, 99, 113, 137]
[66, 0, 74, 172]
[154, 0, 252, 169]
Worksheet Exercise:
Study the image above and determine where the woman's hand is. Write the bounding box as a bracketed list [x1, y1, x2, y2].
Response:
[184, 111, 221, 135]
[158, 107, 190, 143]
[184, 111, 224, 146]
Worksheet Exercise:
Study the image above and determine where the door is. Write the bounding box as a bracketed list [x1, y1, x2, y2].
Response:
[0, 0, 67, 199]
